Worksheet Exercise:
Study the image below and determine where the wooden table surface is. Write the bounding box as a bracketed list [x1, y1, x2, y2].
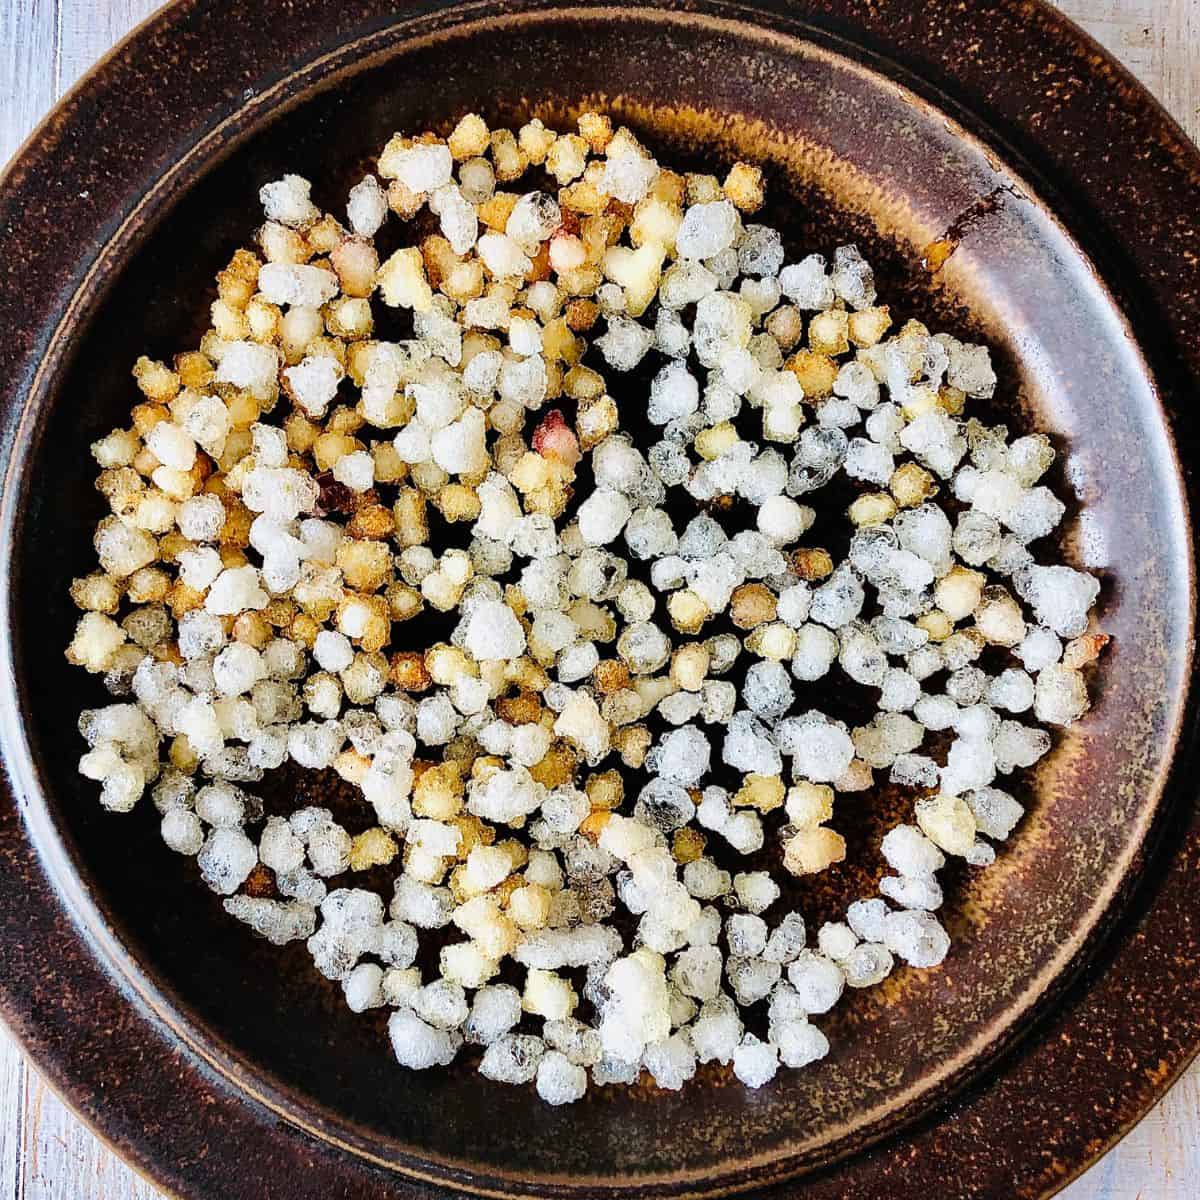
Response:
[1, 1, 1197, 1197]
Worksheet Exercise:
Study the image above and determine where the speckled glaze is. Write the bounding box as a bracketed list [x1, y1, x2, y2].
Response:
[0, 2, 1197, 1198]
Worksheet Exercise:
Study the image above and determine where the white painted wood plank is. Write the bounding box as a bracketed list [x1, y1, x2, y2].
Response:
[1154, 0, 1197, 142]
[1058, 0, 1161, 94]
[0, 1037, 25, 1200]
[0, 0, 60, 167]
[19, 1069, 161, 1200]
[1, 3, 1197, 1199]
[1056, 0, 1198, 141]
[56, 0, 162, 91]
[1060, 1060, 1200, 1198]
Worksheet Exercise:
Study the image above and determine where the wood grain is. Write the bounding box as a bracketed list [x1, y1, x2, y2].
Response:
[0, 1034, 23, 1200]
[0, 0, 60, 165]
[0, 1, 1198, 1198]
[56, 0, 158, 91]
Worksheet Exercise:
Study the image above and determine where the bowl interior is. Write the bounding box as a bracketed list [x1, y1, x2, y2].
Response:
[11, 6, 1191, 1194]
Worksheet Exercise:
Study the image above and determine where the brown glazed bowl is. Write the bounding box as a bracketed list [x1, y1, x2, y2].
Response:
[1, 2, 1198, 1198]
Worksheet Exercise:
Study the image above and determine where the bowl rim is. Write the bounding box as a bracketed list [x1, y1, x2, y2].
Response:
[1, 2, 1199, 1198]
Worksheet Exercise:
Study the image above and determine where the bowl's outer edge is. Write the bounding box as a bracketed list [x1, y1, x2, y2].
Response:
[0, 2, 1198, 1199]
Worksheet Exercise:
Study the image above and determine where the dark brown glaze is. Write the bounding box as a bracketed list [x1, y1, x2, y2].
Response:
[0, 3, 1197, 1199]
